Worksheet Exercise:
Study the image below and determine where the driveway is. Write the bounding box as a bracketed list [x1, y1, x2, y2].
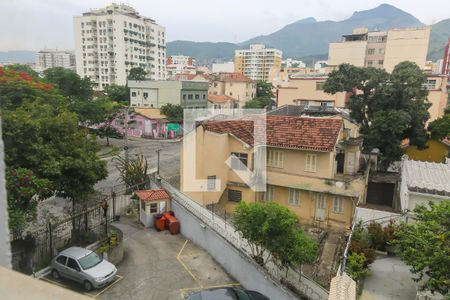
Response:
[360, 255, 417, 300]
[101, 216, 237, 299]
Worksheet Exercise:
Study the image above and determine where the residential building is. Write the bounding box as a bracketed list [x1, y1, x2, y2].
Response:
[328, 27, 431, 72]
[442, 38, 450, 75]
[166, 55, 196, 77]
[282, 58, 306, 68]
[399, 157, 450, 212]
[73, 3, 166, 90]
[234, 44, 282, 81]
[276, 74, 349, 108]
[209, 72, 256, 106]
[129, 80, 208, 109]
[109, 108, 168, 138]
[181, 115, 367, 229]
[212, 62, 234, 73]
[424, 75, 449, 122]
[35, 49, 75, 72]
[208, 95, 237, 112]
[269, 67, 327, 87]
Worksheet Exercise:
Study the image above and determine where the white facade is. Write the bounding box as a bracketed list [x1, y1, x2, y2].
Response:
[166, 55, 196, 77]
[74, 3, 166, 89]
[235, 44, 282, 81]
[212, 62, 234, 73]
[283, 58, 305, 68]
[35, 49, 75, 72]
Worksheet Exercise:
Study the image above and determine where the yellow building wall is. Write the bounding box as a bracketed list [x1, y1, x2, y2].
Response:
[383, 27, 430, 73]
[328, 41, 367, 67]
[405, 139, 449, 163]
[426, 76, 448, 123]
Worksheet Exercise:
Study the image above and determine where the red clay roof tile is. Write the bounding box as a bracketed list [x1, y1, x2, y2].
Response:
[135, 189, 170, 201]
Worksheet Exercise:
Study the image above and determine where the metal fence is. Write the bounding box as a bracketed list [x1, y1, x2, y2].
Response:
[160, 179, 329, 300]
[10, 192, 133, 274]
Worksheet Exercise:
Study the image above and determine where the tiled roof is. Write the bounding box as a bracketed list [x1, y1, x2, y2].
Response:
[402, 158, 450, 196]
[202, 115, 342, 152]
[216, 72, 255, 83]
[208, 94, 237, 103]
[135, 189, 170, 201]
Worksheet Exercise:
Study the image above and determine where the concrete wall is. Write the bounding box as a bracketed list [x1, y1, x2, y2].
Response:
[355, 207, 401, 227]
[328, 41, 367, 67]
[171, 200, 300, 300]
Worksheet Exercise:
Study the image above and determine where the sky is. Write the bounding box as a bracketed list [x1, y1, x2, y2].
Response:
[0, 0, 449, 51]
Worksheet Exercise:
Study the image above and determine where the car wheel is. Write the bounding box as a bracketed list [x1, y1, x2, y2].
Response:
[84, 280, 93, 291]
[51, 269, 60, 280]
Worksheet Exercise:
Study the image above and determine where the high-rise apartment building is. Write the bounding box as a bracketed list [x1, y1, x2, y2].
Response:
[234, 44, 282, 81]
[35, 49, 75, 72]
[74, 3, 166, 89]
[328, 27, 431, 72]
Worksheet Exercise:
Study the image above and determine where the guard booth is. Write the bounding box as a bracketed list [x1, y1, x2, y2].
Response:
[135, 189, 171, 227]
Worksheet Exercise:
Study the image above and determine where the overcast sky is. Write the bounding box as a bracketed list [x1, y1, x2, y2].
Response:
[0, 0, 449, 51]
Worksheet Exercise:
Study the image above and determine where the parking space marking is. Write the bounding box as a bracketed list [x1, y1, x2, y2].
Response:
[91, 275, 124, 298]
[40, 275, 124, 298]
[177, 239, 240, 299]
[177, 240, 203, 289]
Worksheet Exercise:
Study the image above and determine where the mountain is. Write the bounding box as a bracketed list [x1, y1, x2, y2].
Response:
[0, 50, 36, 63]
[167, 4, 449, 65]
[428, 19, 450, 61]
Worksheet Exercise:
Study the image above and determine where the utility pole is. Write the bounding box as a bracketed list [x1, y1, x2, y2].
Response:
[156, 149, 161, 175]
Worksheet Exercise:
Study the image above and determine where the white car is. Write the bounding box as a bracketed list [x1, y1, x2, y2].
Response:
[50, 246, 117, 291]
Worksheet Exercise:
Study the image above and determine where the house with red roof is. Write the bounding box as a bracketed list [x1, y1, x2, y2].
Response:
[181, 115, 368, 229]
[209, 72, 256, 107]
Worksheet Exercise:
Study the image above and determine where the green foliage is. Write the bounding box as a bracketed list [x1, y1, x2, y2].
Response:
[349, 221, 376, 266]
[428, 113, 450, 141]
[104, 84, 130, 104]
[244, 81, 273, 109]
[233, 202, 318, 269]
[6, 168, 52, 230]
[43, 67, 93, 100]
[367, 222, 387, 250]
[114, 155, 148, 191]
[1, 66, 108, 227]
[127, 67, 147, 81]
[160, 103, 183, 121]
[392, 201, 450, 295]
[4, 64, 40, 80]
[346, 252, 369, 281]
[324, 62, 430, 168]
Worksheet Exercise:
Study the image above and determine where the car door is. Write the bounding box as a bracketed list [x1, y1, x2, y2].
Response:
[55, 255, 68, 277]
[66, 257, 83, 283]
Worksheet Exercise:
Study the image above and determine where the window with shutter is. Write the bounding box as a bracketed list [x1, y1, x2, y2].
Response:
[333, 196, 343, 213]
[305, 154, 317, 172]
[288, 188, 300, 206]
[267, 150, 283, 168]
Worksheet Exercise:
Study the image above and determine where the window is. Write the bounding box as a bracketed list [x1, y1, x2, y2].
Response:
[423, 79, 437, 90]
[67, 258, 79, 271]
[299, 100, 309, 106]
[188, 94, 193, 100]
[266, 185, 275, 201]
[56, 255, 67, 265]
[333, 196, 343, 213]
[288, 188, 300, 206]
[141, 200, 146, 211]
[131, 92, 136, 97]
[150, 203, 158, 213]
[267, 150, 283, 168]
[195, 94, 199, 99]
[320, 101, 332, 107]
[378, 60, 384, 65]
[305, 154, 317, 172]
[228, 189, 242, 202]
[378, 48, 385, 55]
[203, 94, 206, 99]
[207, 175, 216, 191]
[183, 94, 186, 100]
[316, 82, 325, 91]
[367, 48, 375, 55]
[230, 152, 248, 170]
[143, 92, 148, 98]
[367, 60, 373, 66]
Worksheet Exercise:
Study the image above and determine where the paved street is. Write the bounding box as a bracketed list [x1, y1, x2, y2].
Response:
[95, 137, 181, 190]
[360, 255, 417, 300]
[41, 216, 238, 299]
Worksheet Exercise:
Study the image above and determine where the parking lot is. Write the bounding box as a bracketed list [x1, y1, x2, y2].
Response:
[40, 216, 238, 299]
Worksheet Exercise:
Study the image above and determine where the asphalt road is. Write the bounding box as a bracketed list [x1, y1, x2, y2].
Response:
[95, 137, 181, 191]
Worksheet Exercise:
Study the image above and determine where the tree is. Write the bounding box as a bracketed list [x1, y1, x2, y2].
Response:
[95, 98, 123, 146]
[114, 155, 148, 191]
[346, 252, 369, 281]
[6, 168, 52, 230]
[244, 81, 274, 109]
[324, 62, 430, 168]
[243, 97, 272, 109]
[0, 66, 107, 224]
[392, 200, 450, 295]
[4, 64, 40, 80]
[127, 67, 147, 81]
[428, 112, 450, 140]
[160, 103, 183, 121]
[233, 202, 318, 269]
[104, 84, 130, 104]
[43, 67, 93, 100]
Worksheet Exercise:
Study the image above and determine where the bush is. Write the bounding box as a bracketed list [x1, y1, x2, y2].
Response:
[346, 252, 369, 281]
[349, 240, 376, 266]
[367, 222, 387, 250]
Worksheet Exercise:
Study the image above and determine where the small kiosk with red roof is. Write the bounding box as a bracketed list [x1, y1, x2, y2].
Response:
[135, 189, 171, 228]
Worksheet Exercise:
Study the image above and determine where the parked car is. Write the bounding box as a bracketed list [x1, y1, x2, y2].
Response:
[50, 246, 117, 291]
[186, 287, 269, 300]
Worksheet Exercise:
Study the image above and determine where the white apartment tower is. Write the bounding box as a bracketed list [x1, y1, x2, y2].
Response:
[35, 49, 75, 72]
[74, 3, 166, 89]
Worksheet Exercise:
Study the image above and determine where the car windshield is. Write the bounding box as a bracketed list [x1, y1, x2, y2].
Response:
[78, 252, 102, 270]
